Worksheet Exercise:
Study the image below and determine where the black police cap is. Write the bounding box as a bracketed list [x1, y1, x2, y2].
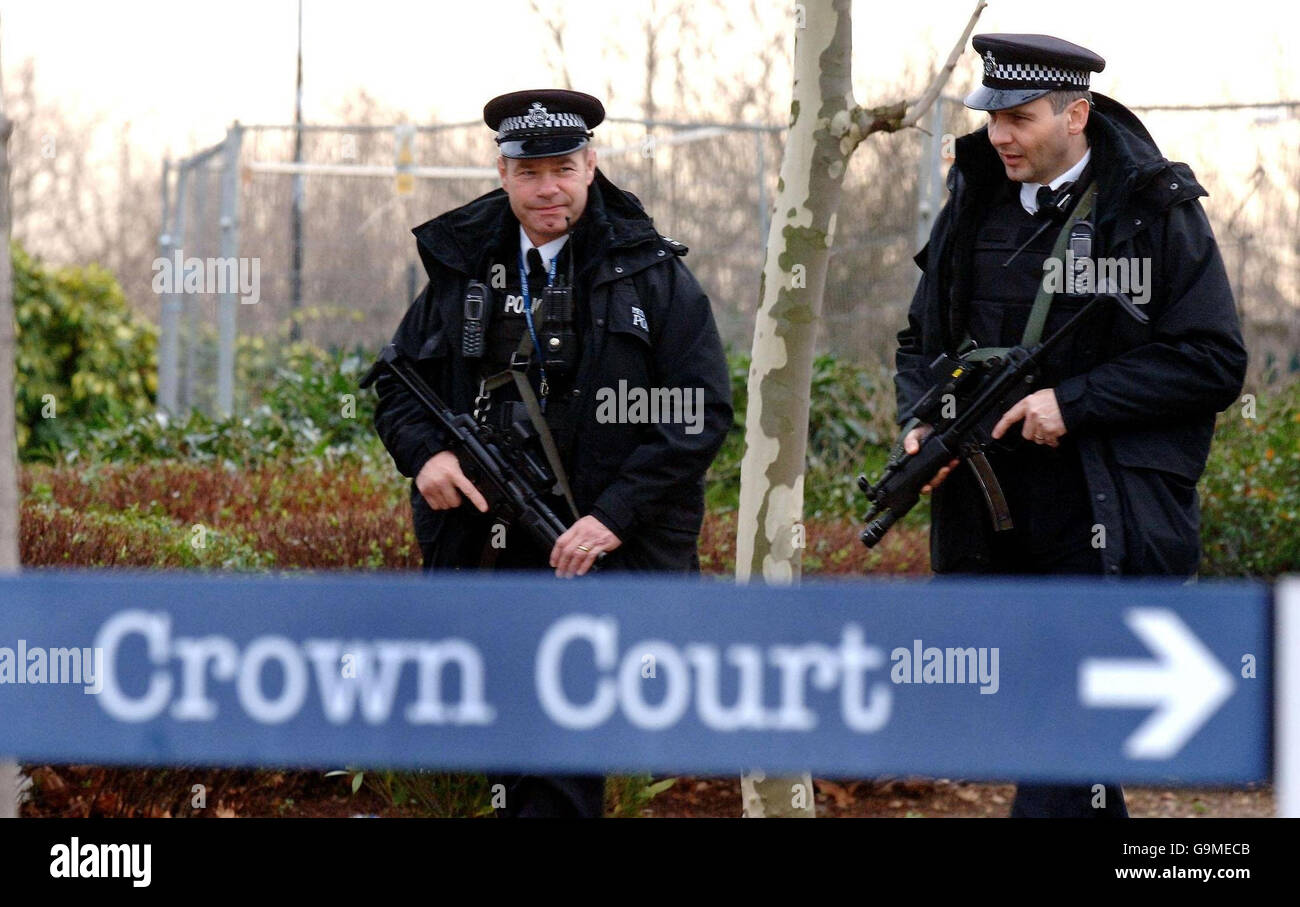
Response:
[965, 34, 1106, 111]
[483, 89, 606, 159]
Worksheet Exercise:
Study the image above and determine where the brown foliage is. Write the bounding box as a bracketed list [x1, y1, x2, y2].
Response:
[21, 500, 202, 568]
[699, 509, 929, 578]
[21, 462, 419, 569]
[19, 462, 924, 575]
[22, 764, 388, 819]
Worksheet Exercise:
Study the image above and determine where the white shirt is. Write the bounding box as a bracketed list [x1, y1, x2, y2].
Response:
[519, 227, 570, 273]
[1020, 147, 1091, 216]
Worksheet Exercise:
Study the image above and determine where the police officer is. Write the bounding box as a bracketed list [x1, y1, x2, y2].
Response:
[369, 89, 733, 817]
[892, 36, 1247, 817]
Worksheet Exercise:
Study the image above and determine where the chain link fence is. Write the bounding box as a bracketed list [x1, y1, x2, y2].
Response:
[159, 118, 787, 416]
[158, 101, 1298, 416]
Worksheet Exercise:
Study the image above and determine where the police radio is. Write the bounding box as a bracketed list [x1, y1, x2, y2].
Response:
[461, 280, 490, 358]
[539, 284, 576, 375]
[538, 218, 578, 376]
[1067, 220, 1093, 297]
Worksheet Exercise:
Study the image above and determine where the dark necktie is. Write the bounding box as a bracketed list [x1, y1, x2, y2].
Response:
[1035, 181, 1076, 219]
[1005, 183, 1072, 266]
[526, 247, 547, 291]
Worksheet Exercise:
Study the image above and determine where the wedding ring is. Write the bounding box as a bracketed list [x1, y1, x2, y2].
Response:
[577, 545, 592, 552]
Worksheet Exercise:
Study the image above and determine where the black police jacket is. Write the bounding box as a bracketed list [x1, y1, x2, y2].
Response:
[895, 93, 1248, 577]
[371, 169, 733, 571]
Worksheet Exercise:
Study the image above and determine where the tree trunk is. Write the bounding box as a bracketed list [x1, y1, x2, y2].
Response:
[736, 0, 855, 819]
[0, 41, 22, 817]
[736, 0, 854, 586]
[736, 0, 984, 817]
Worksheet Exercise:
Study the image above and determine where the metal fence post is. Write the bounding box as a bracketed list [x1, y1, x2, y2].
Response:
[159, 161, 189, 417]
[926, 100, 947, 242]
[186, 158, 209, 413]
[217, 123, 243, 417]
[914, 99, 946, 256]
[156, 158, 172, 414]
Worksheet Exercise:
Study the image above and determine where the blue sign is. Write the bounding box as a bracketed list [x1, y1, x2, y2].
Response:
[0, 571, 1271, 784]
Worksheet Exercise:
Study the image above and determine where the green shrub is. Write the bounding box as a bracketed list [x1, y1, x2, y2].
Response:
[605, 775, 676, 818]
[59, 348, 384, 467]
[13, 244, 157, 458]
[336, 769, 494, 818]
[21, 497, 271, 569]
[705, 351, 899, 521]
[1199, 381, 1300, 578]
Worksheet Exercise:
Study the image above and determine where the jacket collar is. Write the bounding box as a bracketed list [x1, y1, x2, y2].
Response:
[951, 93, 1205, 227]
[412, 168, 661, 277]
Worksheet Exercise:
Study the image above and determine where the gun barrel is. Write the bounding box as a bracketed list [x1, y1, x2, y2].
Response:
[860, 507, 898, 548]
[367, 344, 585, 563]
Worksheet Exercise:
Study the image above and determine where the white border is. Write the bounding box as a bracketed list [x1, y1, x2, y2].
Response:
[1277, 576, 1299, 817]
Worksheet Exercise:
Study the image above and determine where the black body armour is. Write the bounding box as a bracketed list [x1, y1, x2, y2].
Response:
[481, 239, 583, 453]
[464, 232, 585, 569]
[966, 181, 1095, 560]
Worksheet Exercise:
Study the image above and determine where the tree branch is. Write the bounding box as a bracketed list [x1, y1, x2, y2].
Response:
[845, 0, 987, 146]
[901, 0, 987, 128]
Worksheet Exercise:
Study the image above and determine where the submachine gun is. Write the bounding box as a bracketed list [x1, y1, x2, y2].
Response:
[858, 289, 1150, 548]
[360, 345, 574, 554]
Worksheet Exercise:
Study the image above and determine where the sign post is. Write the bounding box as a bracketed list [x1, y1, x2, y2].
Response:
[1277, 577, 1299, 817]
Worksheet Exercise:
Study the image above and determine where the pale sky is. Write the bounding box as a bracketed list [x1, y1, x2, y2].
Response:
[3, 0, 1296, 159]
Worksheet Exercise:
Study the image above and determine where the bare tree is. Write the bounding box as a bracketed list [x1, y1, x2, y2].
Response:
[735, 0, 986, 818]
[4, 60, 161, 311]
[529, 0, 574, 89]
[642, 0, 659, 204]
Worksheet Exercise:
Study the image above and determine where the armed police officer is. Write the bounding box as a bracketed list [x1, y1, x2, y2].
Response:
[367, 90, 732, 817]
[891, 36, 1247, 817]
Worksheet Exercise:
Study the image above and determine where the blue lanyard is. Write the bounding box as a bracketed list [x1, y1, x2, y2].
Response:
[518, 248, 558, 404]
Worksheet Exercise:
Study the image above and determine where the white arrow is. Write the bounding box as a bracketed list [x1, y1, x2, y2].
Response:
[1079, 608, 1235, 760]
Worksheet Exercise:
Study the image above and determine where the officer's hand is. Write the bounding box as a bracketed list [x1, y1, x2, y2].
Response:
[415, 450, 489, 513]
[904, 423, 960, 495]
[992, 389, 1065, 448]
[551, 515, 622, 578]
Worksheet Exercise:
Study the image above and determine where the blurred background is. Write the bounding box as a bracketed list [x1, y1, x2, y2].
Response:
[5, 0, 1297, 415]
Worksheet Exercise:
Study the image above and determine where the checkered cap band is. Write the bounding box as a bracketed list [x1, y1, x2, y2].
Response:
[498, 111, 589, 134]
[986, 59, 1090, 88]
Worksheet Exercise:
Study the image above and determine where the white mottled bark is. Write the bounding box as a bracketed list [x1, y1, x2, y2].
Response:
[737, 0, 852, 819]
[737, 0, 985, 817]
[736, 0, 853, 587]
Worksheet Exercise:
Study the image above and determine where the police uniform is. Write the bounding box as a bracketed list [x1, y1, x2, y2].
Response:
[893, 35, 1247, 817]
[369, 90, 734, 817]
